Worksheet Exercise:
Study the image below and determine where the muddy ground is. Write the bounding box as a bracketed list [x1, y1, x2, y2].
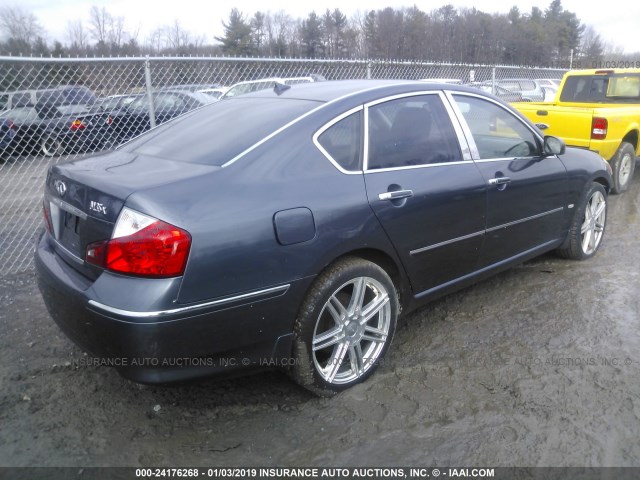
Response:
[1, 173, 639, 468]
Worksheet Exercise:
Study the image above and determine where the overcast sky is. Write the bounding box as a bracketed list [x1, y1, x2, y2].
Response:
[12, 0, 640, 53]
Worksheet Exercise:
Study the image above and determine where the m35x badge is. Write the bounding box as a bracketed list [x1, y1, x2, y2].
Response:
[89, 201, 107, 215]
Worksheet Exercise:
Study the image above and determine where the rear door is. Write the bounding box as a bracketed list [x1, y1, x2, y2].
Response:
[363, 92, 487, 296]
[448, 92, 568, 267]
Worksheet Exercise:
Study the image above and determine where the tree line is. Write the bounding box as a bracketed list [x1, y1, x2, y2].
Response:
[0, 1, 635, 66]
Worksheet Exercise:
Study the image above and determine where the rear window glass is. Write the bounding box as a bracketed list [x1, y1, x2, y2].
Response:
[123, 97, 320, 166]
[560, 74, 640, 103]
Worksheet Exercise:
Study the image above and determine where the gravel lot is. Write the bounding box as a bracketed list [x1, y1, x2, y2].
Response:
[0, 167, 639, 468]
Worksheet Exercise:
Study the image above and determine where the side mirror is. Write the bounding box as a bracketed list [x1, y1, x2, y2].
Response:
[543, 135, 565, 156]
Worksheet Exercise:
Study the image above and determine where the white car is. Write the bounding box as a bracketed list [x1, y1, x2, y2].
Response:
[221, 76, 325, 99]
[196, 87, 229, 101]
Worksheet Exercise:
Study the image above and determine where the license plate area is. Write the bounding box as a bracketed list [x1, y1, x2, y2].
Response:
[59, 210, 81, 253]
[49, 198, 86, 258]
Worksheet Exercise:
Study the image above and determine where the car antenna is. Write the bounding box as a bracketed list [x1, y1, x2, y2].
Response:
[274, 81, 291, 95]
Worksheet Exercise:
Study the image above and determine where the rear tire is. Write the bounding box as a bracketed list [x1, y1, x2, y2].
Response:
[291, 258, 399, 396]
[556, 182, 607, 260]
[41, 135, 62, 157]
[610, 142, 636, 194]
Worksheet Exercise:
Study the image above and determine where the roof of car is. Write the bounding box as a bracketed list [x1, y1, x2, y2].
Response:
[225, 79, 483, 103]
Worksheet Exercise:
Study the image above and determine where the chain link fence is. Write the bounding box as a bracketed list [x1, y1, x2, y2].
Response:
[0, 56, 566, 275]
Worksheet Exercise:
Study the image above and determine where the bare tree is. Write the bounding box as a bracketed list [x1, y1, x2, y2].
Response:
[89, 6, 111, 44]
[164, 20, 191, 50]
[0, 6, 44, 44]
[146, 28, 165, 53]
[66, 20, 88, 50]
[108, 15, 126, 49]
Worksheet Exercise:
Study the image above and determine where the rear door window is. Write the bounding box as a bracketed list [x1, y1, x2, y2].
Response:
[367, 94, 462, 170]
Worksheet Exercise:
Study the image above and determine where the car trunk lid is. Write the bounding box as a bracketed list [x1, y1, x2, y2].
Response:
[45, 150, 219, 278]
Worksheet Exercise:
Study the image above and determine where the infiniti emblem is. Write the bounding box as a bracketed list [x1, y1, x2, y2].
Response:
[54, 179, 67, 197]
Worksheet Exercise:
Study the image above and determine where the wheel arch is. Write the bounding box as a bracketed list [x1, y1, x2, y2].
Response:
[593, 175, 611, 193]
[622, 130, 639, 153]
[317, 247, 411, 314]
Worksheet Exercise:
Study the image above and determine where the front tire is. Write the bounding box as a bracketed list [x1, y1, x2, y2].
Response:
[610, 142, 636, 194]
[291, 258, 399, 396]
[557, 182, 607, 260]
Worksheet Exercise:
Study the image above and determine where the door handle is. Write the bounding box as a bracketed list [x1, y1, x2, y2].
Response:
[378, 190, 414, 201]
[536, 123, 550, 130]
[488, 177, 511, 186]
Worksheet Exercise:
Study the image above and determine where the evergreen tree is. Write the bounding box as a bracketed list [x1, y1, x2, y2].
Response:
[300, 12, 323, 58]
[215, 8, 254, 56]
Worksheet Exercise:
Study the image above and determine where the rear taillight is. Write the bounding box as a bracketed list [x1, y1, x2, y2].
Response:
[7, 120, 15, 130]
[86, 208, 191, 278]
[591, 117, 608, 140]
[106, 115, 113, 125]
[43, 201, 53, 234]
[70, 119, 86, 130]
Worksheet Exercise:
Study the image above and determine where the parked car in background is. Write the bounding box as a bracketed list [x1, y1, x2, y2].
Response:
[37, 85, 97, 107]
[420, 78, 462, 84]
[158, 83, 221, 92]
[542, 85, 558, 101]
[466, 82, 526, 102]
[538, 78, 562, 88]
[221, 76, 324, 99]
[89, 94, 140, 113]
[197, 87, 229, 101]
[108, 90, 215, 143]
[483, 78, 546, 101]
[0, 85, 96, 112]
[0, 119, 17, 157]
[0, 103, 112, 157]
[37, 80, 612, 395]
[514, 68, 640, 193]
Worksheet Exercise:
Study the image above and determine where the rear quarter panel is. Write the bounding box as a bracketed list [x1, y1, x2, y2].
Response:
[124, 112, 403, 306]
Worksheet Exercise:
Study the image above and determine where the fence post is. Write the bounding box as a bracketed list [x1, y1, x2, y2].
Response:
[144, 55, 156, 129]
[367, 61, 372, 80]
[491, 66, 496, 95]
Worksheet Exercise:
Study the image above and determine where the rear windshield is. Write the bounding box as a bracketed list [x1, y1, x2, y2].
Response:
[122, 97, 320, 165]
[560, 74, 640, 103]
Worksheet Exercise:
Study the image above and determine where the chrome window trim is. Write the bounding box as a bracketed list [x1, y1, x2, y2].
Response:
[474, 157, 539, 164]
[222, 83, 417, 169]
[365, 160, 476, 174]
[87, 284, 291, 321]
[363, 90, 473, 172]
[443, 90, 544, 161]
[312, 105, 364, 175]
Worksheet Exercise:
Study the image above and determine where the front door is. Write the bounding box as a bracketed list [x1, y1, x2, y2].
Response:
[449, 93, 568, 267]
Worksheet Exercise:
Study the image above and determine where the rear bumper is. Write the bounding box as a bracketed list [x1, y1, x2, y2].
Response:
[35, 231, 312, 383]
